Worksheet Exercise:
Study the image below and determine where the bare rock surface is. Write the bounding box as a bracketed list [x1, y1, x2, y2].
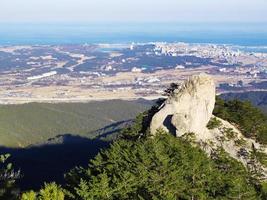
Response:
[150, 73, 215, 136]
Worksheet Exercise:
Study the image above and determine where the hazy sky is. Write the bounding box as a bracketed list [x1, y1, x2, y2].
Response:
[1, 0, 267, 23]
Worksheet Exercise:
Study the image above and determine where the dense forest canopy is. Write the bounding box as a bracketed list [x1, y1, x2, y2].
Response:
[214, 97, 267, 144]
[0, 100, 151, 147]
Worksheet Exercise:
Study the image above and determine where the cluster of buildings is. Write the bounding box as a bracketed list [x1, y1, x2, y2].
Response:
[154, 43, 267, 66]
[219, 65, 267, 79]
[154, 43, 267, 78]
[154, 43, 240, 58]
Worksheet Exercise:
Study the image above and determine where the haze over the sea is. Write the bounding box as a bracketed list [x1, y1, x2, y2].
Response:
[1, 0, 266, 46]
[0, 23, 267, 46]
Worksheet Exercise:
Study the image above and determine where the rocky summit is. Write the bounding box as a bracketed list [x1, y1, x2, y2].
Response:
[150, 73, 267, 179]
[150, 73, 216, 137]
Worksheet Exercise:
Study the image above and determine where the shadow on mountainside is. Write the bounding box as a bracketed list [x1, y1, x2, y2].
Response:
[93, 119, 133, 139]
[0, 134, 109, 191]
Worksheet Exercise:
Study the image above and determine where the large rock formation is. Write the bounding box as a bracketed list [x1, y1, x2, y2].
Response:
[150, 73, 267, 179]
[150, 73, 216, 137]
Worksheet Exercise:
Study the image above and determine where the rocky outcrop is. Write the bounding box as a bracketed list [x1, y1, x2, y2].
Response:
[150, 73, 267, 179]
[150, 73, 215, 137]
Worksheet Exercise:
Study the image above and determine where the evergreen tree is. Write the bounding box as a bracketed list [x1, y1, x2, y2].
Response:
[22, 97, 267, 199]
[21, 182, 65, 200]
[214, 97, 267, 144]
[0, 154, 20, 199]
[66, 132, 259, 199]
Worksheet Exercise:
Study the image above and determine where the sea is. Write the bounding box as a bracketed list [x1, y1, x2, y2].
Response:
[0, 22, 267, 52]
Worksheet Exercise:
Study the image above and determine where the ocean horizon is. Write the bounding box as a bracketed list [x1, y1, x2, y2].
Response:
[0, 22, 267, 48]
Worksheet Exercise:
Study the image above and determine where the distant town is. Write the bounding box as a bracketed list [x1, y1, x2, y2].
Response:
[0, 43, 267, 104]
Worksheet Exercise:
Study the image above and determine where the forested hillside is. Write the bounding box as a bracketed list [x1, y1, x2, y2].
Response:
[220, 91, 267, 114]
[2, 87, 267, 199]
[2, 97, 267, 199]
[0, 99, 152, 147]
[19, 99, 267, 199]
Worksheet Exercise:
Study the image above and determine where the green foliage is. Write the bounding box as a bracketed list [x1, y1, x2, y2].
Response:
[211, 149, 259, 199]
[214, 97, 267, 144]
[207, 117, 222, 129]
[181, 132, 197, 143]
[220, 91, 267, 115]
[234, 138, 248, 147]
[65, 132, 259, 200]
[256, 129, 267, 146]
[120, 98, 165, 140]
[254, 151, 267, 168]
[223, 128, 237, 140]
[260, 182, 267, 199]
[39, 183, 65, 200]
[0, 154, 20, 199]
[21, 183, 65, 200]
[21, 191, 37, 200]
[120, 113, 146, 139]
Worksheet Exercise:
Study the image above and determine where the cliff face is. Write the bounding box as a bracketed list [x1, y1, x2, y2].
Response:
[150, 74, 267, 179]
[150, 73, 215, 137]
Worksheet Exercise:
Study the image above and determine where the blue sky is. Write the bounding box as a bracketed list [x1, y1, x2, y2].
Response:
[1, 0, 267, 23]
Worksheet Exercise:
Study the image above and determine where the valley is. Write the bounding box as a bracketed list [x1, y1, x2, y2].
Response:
[0, 43, 267, 104]
[0, 99, 152, 147]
